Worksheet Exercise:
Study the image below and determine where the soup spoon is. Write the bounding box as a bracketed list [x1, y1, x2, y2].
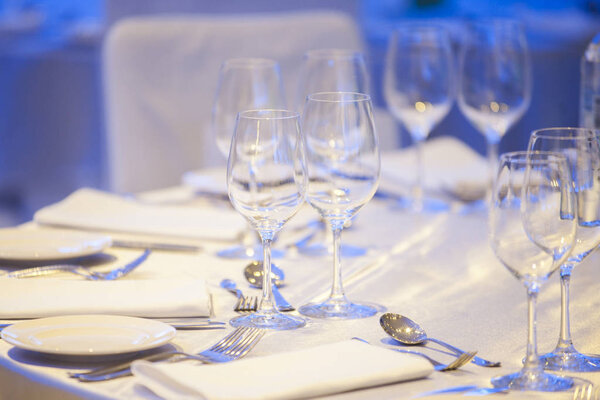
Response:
[379, 312, 501, 367]
[244, 261, 294, 312]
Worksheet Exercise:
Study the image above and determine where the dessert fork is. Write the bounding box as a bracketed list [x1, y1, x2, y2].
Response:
[70, 326, 265, 382]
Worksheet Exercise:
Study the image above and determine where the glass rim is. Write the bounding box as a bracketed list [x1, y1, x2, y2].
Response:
[237, 109, 299, 120]
[306, 92, 371, 103]
[303, 48, 364, 60]
[530, 127, 600, 140]
[222, 57, 278, 69]
[500, 150, 568, 165]
[391, 22, 450, 35]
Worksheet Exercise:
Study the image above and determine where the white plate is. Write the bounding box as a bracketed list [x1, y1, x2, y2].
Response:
[0, 228, 111, 261]
[1, 315, 176, 356]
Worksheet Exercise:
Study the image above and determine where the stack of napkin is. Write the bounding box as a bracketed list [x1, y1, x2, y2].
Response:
[33, 188, 246, 242]
[0, 278, 212, 318]
[379, 136, 488, 201]
[132, 340, 432, 399]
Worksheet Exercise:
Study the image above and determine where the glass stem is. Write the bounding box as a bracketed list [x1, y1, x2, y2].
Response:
[486, 137, 500, 189]
[523, 285, 542, 374]
[556, 265, 575, 352]
[329, 222, 347, 303]
[258, 235, 276, 313]
[413, 137, 425, 212]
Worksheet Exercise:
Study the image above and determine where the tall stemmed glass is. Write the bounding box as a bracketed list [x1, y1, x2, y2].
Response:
[227, 109, 306, 330]
[528, 127, 600, 371]
[384, 24, 454, 212]
[299, 92, 380, 319]
[458, 20, 531, 186]
[489, 151, 576, 391]
[213, 58, 286, 259]
[294, 49, 371, 257]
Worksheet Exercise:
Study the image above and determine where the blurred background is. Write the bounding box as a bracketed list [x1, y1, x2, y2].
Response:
[0, 0, 598, 226]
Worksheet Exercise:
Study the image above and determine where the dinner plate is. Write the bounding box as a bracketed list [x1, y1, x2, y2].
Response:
[1, 315, 176, 356]
[0, 228, 111, 261]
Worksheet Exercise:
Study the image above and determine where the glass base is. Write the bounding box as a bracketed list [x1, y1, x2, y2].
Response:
[229, 311, 305, 330]
[393, 196, 449, 213]
[298, 299, 377, 319]
[217, 244, 284, 259]
[491, 369, 573, 392]
[297, 243, 366, 258]
[540, 349, 600, 372]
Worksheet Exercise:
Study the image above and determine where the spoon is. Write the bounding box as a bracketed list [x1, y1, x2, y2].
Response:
[244, 261, 294, 312]
[380, 312, 501, 368]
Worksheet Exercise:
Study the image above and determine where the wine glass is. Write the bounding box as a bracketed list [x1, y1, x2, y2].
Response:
[384, 23, 454, 212]
[528, 127, 600, 372]
[458, 20, 531, 187]
[489, 151, 576, 391]
[227, 109, 306, 330]
[212, 58, 286, 259]
[299, 92, 380, 319]
[294, 49, 370, 257]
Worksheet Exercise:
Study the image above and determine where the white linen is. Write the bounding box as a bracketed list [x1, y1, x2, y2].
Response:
[379, 136, 488, 199]
[33, 188, 245, 242]
[132, 340, 432, 400]
[0, 278, 211, 318]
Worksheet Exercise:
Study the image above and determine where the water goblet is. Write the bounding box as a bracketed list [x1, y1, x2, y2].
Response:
[299, 92, 380, 319]
[489, 151, 576, 391]
[458, 20, 531, 188]
[528, 127, 600, 371]
[213, 58, 286, 259]
[294, 49, 371, 257]
[227, 109, 306, 330]
[384, 23, 454, 212]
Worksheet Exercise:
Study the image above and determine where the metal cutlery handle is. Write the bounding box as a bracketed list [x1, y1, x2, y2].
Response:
[426, 337, 501, 367]
[271, 282, 294, 312]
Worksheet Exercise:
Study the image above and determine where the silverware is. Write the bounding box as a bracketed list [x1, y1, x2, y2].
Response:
[70, 327, 265, 382]
[415, 385, 509, 397]
[244, 261, 294, 312]
[574, 383, 600, 400]
[4, 249, 151, 280]
[0, 319, 225, 331]
[220, 279, 258, 313]
[351, 337, 475, 372]
[112, 240, 202, 252]
[380, 313, 501, 368]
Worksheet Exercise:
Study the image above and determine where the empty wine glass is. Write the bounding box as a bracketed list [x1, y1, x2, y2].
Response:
[528, 127, 600, 372]
[212, 58, 286, 259]
[458, 20, 531, 187]
[294, 49, 371, 257]
[384, 23, 454, 211]
[299, 92, 380, 319]
[489, 151, 576, 391]
[227, 109, 306, 330]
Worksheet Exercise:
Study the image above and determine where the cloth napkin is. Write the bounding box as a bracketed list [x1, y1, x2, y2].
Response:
[0, 278, 211, 318]
[379, 136, 488, 200]
[33, 188, 245, 242]
[131, 340, 433, 400]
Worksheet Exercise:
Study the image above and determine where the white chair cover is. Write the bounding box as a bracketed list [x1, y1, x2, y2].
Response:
[104, 11, 397, 193]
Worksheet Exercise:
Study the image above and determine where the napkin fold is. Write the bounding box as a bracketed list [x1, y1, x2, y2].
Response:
[0, 278, 211, 318]
[132, 340, 433, 400]
[33, 188, 245, 242]
[380, 136, 488, 200]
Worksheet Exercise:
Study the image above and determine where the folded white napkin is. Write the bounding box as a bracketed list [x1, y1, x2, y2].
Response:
[0, 278, 211, 318]
[182, 167, 227, 194]
[132, 340, 432, 400]
[380, 136, 488, 200]
[34, 188, 245, 242]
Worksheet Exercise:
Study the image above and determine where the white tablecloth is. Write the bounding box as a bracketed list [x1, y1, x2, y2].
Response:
[1, 164, 600, 399]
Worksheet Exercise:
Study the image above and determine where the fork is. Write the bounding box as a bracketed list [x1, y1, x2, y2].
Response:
[574, 383, 599, 400]
[235, 295, 259, 313]
[392, 348, 476, 371]
[4, 249, 150, 280]
[70, 327, 266, 382]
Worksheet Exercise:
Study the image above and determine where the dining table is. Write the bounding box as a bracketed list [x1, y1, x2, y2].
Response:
[1, 137, 599, 400]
